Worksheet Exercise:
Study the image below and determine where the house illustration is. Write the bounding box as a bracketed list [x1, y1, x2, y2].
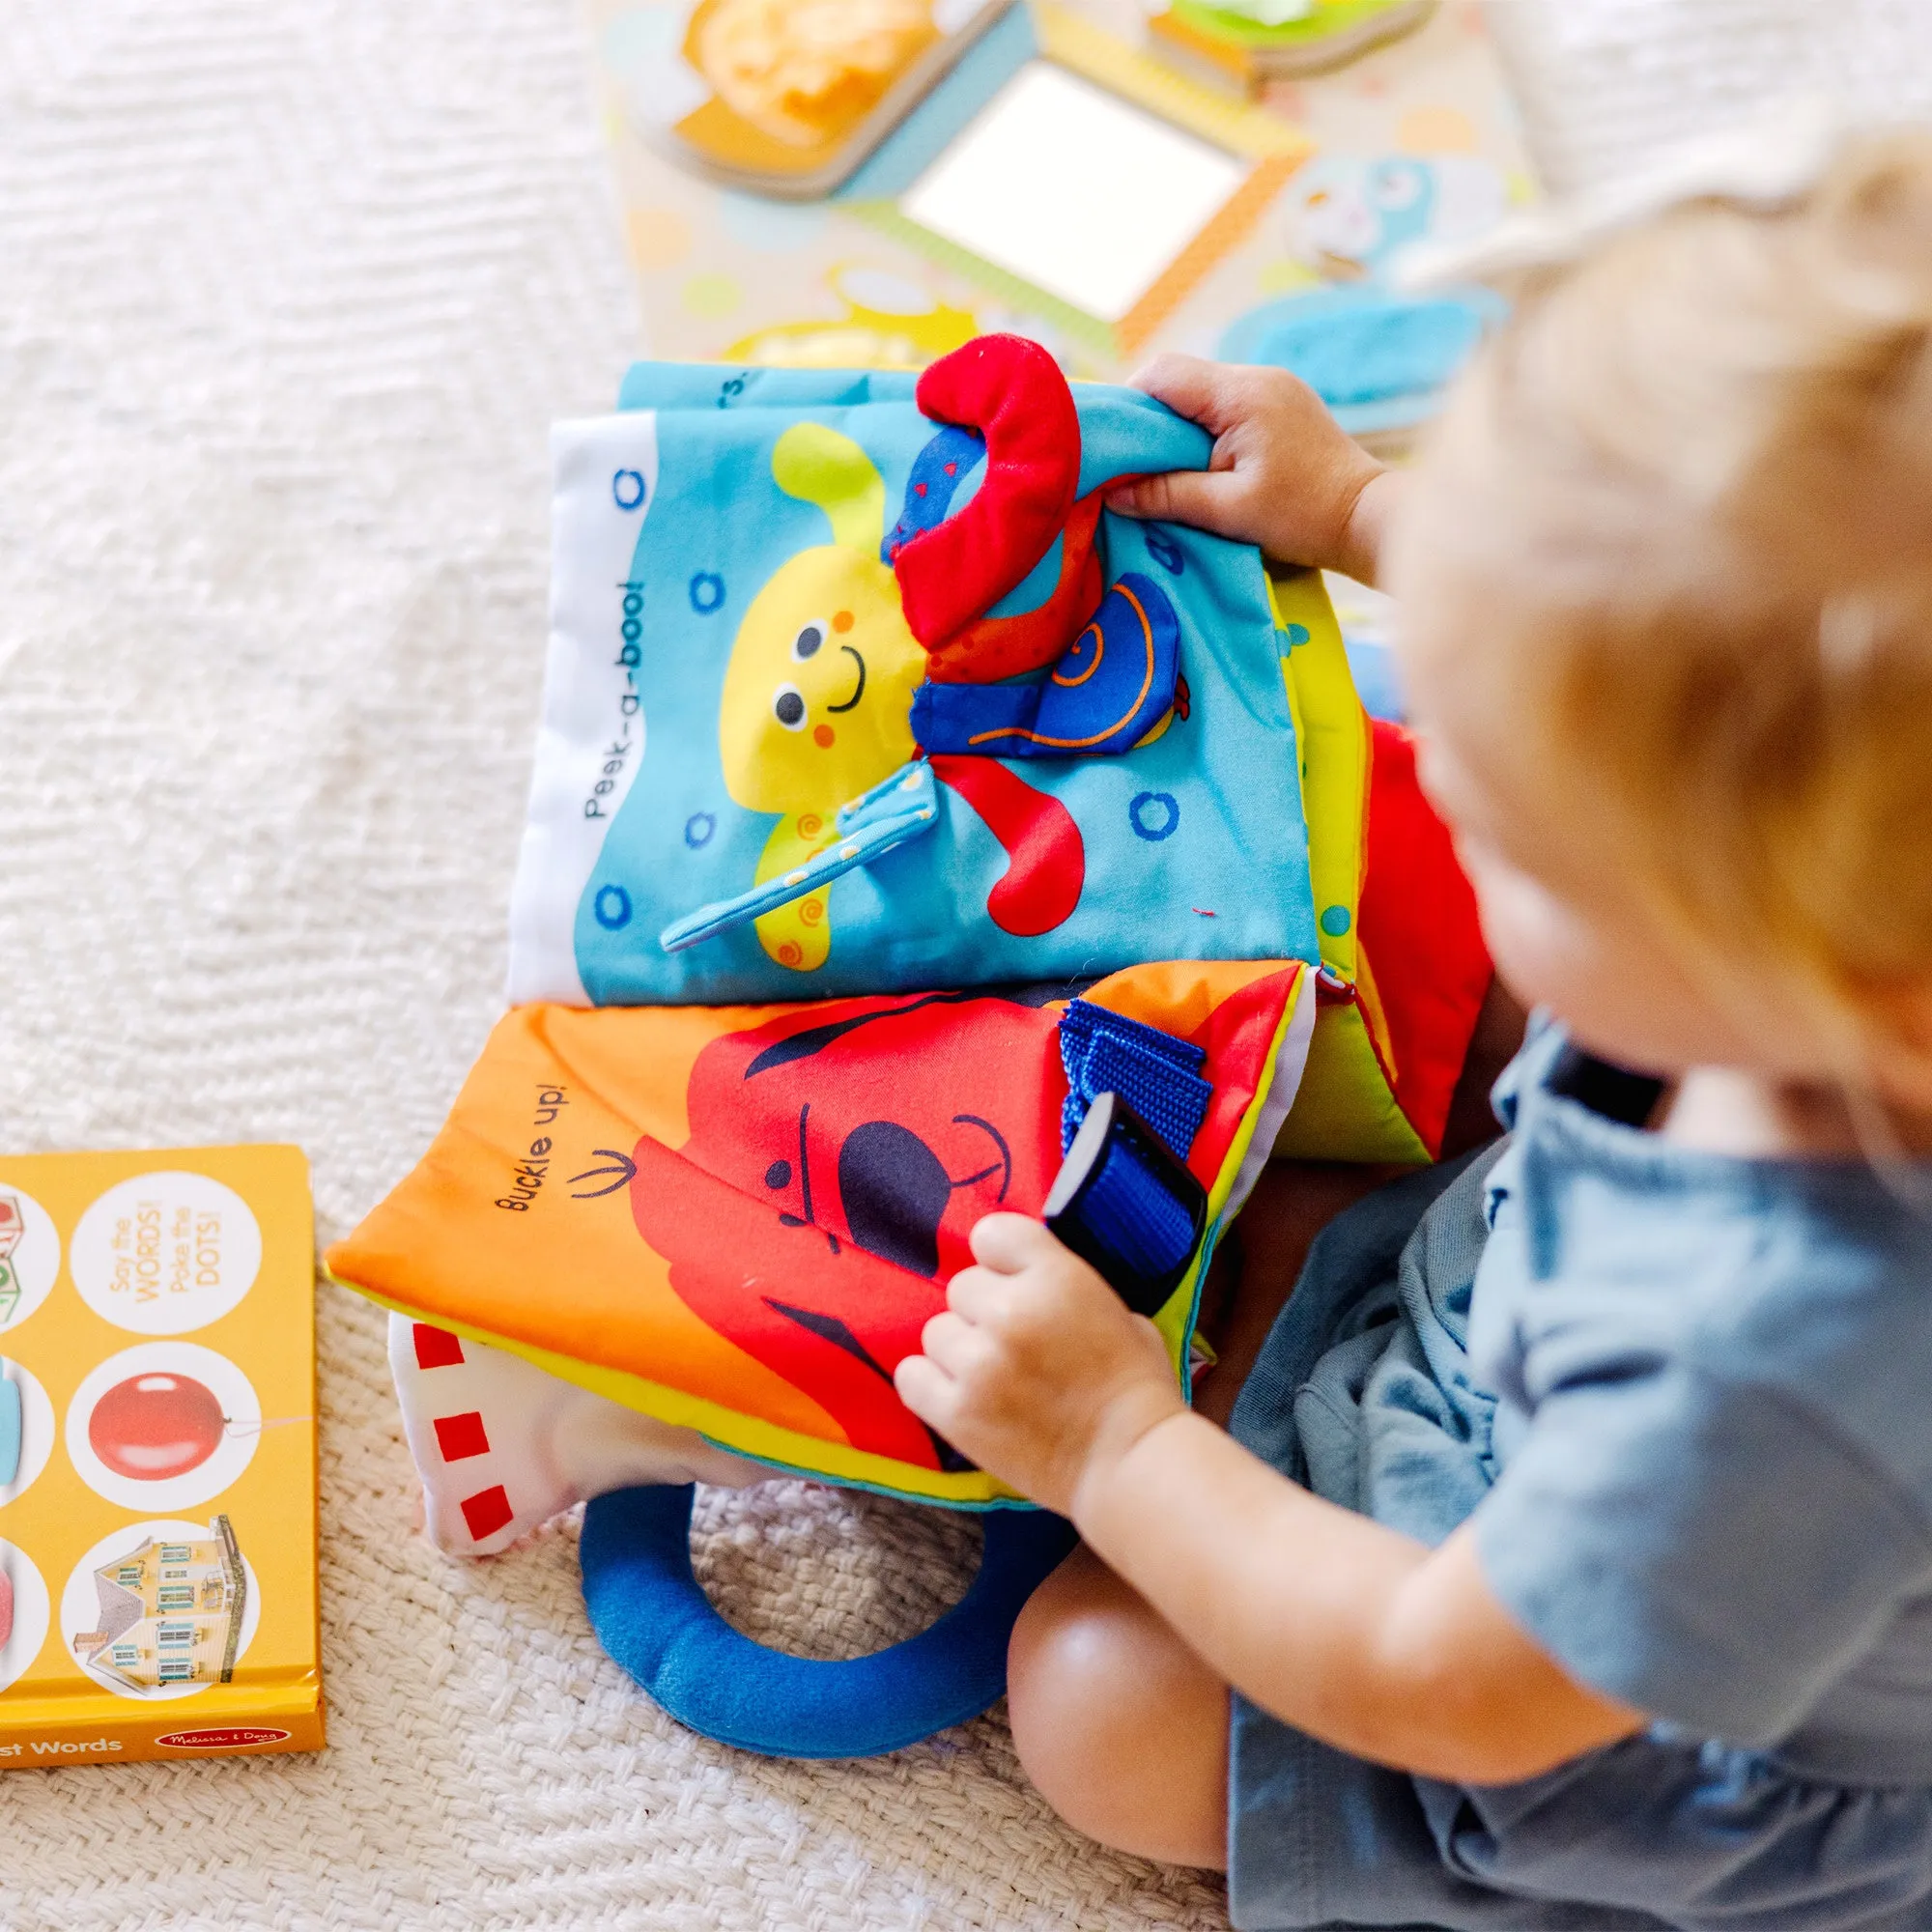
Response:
[72, 1516, 245, 1692]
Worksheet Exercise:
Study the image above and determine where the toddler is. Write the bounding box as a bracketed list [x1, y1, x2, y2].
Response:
[895, 130, 1932, 1929]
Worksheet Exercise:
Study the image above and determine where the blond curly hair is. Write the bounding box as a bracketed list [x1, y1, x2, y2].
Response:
[1392, 129, 1932, 1090]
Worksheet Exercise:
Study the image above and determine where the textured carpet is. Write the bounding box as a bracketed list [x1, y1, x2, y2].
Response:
[23, 3, 1918, 1921]
[1485, 0, 1932, 195]
[0, 4, 1226, 1925]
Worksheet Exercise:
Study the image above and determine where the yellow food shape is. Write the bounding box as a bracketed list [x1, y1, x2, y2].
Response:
[718, 422, 926, 971]
[725, 268, 980, 373]
[694, 0, 937, 150]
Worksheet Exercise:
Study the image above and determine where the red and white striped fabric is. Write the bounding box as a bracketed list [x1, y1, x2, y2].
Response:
[387, 1315, 761, 1555]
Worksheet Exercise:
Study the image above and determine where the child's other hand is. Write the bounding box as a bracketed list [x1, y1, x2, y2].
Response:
[894, 1214, 1185, 1519]
[1109, 354, 1396, 585]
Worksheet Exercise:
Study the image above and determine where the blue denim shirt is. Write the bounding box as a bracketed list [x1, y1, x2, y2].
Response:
[1474, 1024, 1932, 1783]
[1227, 1021, 1932, 1931]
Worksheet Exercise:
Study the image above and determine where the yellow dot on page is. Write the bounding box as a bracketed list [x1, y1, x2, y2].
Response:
[627, 206, 692, 270]
[683, 271, 743, 320]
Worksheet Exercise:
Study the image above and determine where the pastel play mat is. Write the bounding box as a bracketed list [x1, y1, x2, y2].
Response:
[21, 0, 1881, 1921]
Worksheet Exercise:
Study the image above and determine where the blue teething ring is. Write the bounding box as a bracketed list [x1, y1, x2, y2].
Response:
[580, 1484, 1077, 1759]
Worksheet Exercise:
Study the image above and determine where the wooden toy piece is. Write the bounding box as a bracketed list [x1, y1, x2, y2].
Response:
[648, 0, 1020, 200]
[1151, 0, 1437, 94]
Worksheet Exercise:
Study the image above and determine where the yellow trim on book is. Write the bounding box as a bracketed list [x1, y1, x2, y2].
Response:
[1032, 2, 1312, 159]
[1269, 565, 1433, 1162]
[1271, 998, 1429, 1165]
[1152, 959, 1309, 1357]
[1272, 565, 1366, 987]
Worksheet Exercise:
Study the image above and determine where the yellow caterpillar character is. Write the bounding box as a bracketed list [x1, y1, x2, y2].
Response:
[718, 423, 928, 971]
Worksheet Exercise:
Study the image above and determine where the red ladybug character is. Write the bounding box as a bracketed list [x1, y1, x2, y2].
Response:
[616, 989, 1069, 1471]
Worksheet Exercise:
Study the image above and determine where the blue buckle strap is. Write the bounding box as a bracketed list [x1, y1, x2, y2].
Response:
[1044, 1091, 1209, 1319]
[1057, 997, 1210, 1160]
[1051, 1003, 1214, 1317]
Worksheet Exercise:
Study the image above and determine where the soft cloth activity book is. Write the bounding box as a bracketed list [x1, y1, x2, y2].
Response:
[327, 962, 1309, 1759]
[327, 958, 1310, 1519]
[0, 1146, 323, 1770]
[330, 337, 1490, 1758]
[508, 335, 1319, 1008]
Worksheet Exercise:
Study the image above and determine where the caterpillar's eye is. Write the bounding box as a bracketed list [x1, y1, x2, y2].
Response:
[792, 620, 828, 662]
[773, 685, 807, 730]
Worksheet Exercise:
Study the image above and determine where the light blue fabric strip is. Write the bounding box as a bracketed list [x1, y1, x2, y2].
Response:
[614, 364, 922, 413]
[659, 759, 940, 954]
[0, 1373, 19, 1489]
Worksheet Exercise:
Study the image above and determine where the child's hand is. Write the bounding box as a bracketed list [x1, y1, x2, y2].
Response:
[1109, 355, 1397, 584]
[894, 1214, 1186, 1518]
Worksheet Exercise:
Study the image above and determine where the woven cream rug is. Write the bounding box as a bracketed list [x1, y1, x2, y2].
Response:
[1485, 0, 1932, 195]
[0, 3, 1225, 1924]
[19, 3, 1929, 1924]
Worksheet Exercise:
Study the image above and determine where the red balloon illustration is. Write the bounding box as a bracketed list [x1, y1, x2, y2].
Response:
[88, 1373, 227, 1481]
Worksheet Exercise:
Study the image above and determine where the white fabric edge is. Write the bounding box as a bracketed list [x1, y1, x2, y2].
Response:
[1221, 961, 1320, 1222]
[504, 413, 662, 1008]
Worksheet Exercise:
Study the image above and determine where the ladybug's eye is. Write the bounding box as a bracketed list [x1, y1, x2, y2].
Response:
[773, 685, 807, 729]
[792, 621, 827, 662]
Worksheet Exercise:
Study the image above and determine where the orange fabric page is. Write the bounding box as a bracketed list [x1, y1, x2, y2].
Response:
[327, 1005, 846, 1445]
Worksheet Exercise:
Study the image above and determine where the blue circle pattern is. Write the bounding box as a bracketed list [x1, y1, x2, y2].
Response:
[1130, 791, 1180, 841]
[1285, 622, 1311, 648]
[1320, 903, 1352, 937]
[690, 572, 725, 613]
[594, 884, 634, 930]
[1146, 528, 1184, 576]
[684, 811, 717, 849]
[612, 469, 648, 512]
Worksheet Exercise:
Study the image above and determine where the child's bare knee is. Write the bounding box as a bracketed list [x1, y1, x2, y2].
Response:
[1007, 1549, 1228, 1868]
[1007, 1552, 1122, 1808]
